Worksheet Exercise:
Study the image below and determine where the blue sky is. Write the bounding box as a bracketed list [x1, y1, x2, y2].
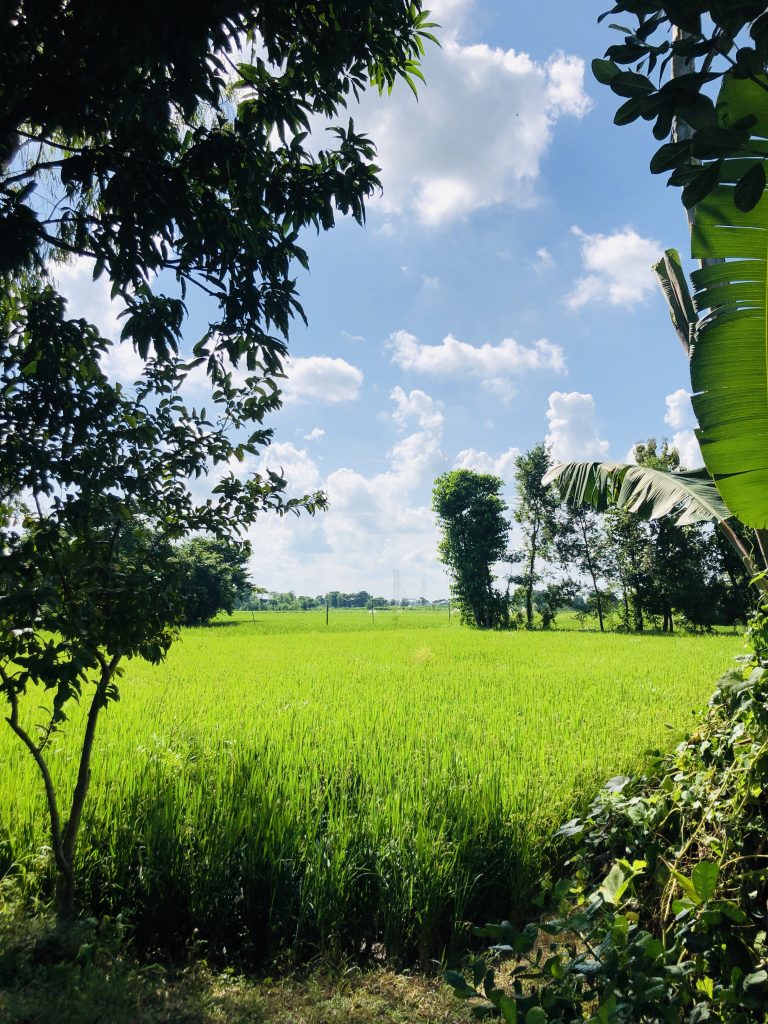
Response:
[58, 0, 702, 600]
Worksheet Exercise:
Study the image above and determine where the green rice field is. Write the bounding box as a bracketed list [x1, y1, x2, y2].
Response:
[0, 610, 740, 964]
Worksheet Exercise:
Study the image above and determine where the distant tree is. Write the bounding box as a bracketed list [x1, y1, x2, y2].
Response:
[534, 580, 578, 630]
[175, 537, 252, 626]
[432, 470, 510, 629]
[555, 503, 610, 632]
[513, 444, 559, 629]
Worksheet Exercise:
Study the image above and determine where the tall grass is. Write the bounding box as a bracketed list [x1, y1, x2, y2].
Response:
[0, 612, 737, 964]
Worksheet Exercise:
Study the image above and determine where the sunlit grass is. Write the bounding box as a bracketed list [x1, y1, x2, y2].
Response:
[0, 610, 739, 963]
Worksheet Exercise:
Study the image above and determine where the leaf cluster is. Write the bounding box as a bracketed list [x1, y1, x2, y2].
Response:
[446, 628, 768, 1022]
[595, 2, 768, 211]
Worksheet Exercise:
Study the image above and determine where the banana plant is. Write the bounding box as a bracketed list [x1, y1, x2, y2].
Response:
[543, 72, 768, 591]
[543, 459, 765, 587]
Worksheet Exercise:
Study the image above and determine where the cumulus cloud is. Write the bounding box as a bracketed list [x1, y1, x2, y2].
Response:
[390, 386, 444, 431]
[662, 390, 702, 468]
[50, 256, 141, 384]
[52, 255, 123, 340]
[664, 388, 693, 431]
[283, 355, 363, 404]
[671, 430, 703, 469]
[388, 329, 566, 401]
[453, 446, 520, 481]
[566, 226, 663, 310]
[545, 391, 609, 461]
[303, 427, 325, 442]
[343, 38, 591, 226]
[246, 388, 453, 595]
[100, 340, 145, 385]
[257, 441, 322, 499]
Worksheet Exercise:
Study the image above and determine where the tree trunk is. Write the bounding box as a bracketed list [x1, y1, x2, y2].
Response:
[632, 592, 644, 633]
[526, 525, 538, 629]
[580, 522, 604, 632]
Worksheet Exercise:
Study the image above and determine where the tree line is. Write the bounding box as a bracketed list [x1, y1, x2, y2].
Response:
[433, 439, 753, 633]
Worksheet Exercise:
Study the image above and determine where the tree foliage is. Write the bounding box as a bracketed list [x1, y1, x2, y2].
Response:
[0, 0, 433, 915]
[512, 444, 560, 630]
[432, 470, 510, 629]
[175, 537, 252, 626]
[595, 2, 768, 212]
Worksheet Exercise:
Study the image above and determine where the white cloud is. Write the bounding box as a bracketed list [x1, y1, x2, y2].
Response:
[671, 429, 703, 469]
[545, 391, 609, 461]
[390, 386, 444, 431]
[532, 246, 555, 273]
[345, 40, 591, 226]
[246, 388, 451, 595]
[566, 226, 663, 310]
[257, 441, 322, 499]
[51, 256, 141, 384]
[388, 330, 566, 400]
[454, 446, 520, 481]
[664, 388, 693, 431]
[100, 340, 145, 384]
[341, 330, 365, 343]
[283, 355, 363, 404]
[52, 255, 123, 340]
[482, 377, 518, 405]
[660, 390, 702, 467]
[303, 427, 325, 442]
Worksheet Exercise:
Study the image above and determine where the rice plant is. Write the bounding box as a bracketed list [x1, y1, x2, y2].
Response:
[0, 611, 737, 964]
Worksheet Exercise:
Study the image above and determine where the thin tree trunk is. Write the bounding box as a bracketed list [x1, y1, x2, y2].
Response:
[633, 592, 644, 634]
[526, 524, 538, 629]
[57, 655, 118, 918]
[579, 520, 604, 632]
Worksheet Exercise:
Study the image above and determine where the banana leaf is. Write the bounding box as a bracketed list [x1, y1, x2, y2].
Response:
[542, 462, 732, 526]
[688, 74, 768, 528]
[653, 248, 698, 356]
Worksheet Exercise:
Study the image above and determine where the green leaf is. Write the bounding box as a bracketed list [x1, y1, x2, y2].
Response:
[682, 161, 722, 209]
[650, 141, 692, 174]
[691, 861, 719, 902]
[543, 462, 732, 526]
[614, 96, 645, 126]
[444, 971, 477, 999]
[734, 161, 766, 212]
[670, 868, 701, 905]
[599, 863, 628, 905]
[688, 75, 768, 527]
[592, 58, 620, 85]
[525, 1009, 548, 1024]
[500, 994, 518, 1024]
[610, 70, 655, 98]
[653, 247, 697, 354]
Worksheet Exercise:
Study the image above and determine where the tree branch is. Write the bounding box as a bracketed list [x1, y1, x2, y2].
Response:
[2, 670, 67, 876]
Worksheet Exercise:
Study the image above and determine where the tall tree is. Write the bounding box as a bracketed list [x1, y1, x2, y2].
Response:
[432, 470, 510, 629]
[513, 444, 559, 629]
[0, 0, 433, 916]
[555, 503, 610, 631]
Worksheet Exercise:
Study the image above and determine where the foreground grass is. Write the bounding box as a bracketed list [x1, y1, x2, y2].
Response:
[0, 913, 469, 1024]
[0, 612, 738, 964]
